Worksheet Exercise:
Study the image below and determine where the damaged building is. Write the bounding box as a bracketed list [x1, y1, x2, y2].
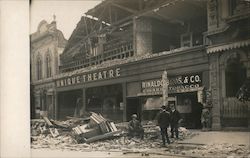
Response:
[30, 19, 67, 119]
[31, 0, 250, 130]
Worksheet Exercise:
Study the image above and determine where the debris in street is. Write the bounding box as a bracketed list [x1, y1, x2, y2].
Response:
[49, 128, 59, 138]
[31, 116, 248, 157]
[42, 116, 53, 127]
[85, 130, 121, 143]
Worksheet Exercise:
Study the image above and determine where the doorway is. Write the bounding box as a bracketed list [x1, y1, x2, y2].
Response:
[126, 97, 141, 121]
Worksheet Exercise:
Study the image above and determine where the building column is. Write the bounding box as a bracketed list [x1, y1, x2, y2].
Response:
[35, 93, 41, 119]
[81, 87, 86, 115]
[122, 82, 127, 122]
[134, 17, 152, 56]
[209, 53, 221, 130]
[246, 59, 250, 128]
[54, 91, 58, 120]
[51, 92, 55, 119]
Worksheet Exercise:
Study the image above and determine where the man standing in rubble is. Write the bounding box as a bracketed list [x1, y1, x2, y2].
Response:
[128, 114, 144, 140]
[157, 105, 171, 146]
[170, 104, 181, 139]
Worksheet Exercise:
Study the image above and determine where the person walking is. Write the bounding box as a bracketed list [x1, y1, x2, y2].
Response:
[128, 114, 144, 139]
[157, 105, 171, 146]
[170, 104, 181, 139]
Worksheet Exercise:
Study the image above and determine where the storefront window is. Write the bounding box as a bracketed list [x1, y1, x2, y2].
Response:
[225, 58, 246, 97]
[141, 96, 162, 120]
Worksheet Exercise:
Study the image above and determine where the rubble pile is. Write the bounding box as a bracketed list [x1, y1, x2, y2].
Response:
[31, 117, 248, 157]
[31, 116, 196, 152]
[32, 112, 121, 145]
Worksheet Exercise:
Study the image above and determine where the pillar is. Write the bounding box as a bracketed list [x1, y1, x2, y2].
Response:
[246, 58, 250, 128]
[80, 87, 86, 115]
[122, 82, 127, 121]
[209, 53, 221, 130]
[54, 91, 58, 120]
[134, 17, 152, 56]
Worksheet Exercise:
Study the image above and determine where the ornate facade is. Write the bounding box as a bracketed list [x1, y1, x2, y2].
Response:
[206, 0, 250, 129]
[30, 19, 67, 119]
[31, 0, 250, 129]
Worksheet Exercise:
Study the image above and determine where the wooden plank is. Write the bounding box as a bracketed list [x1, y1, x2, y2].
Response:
[66, 116, 91, 121]
[98, 122, 109, 133]
[42, 116, 53, 126]
[49, 128, 59, 137]
[51, 120, 69, 128]
[85, 130, 121, 143]
[110, 122, 118, 132]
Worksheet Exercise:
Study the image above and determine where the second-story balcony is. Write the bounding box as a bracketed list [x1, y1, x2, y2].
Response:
[60, 39, 134, 72]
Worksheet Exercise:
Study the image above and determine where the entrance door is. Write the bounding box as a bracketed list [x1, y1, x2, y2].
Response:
[46, 95, 53, 119]
[126, 97, 141, 121]
[176, 92, 203, 129]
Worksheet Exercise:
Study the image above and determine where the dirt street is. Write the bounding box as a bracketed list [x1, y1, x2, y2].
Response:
[31, 129, 250, 158]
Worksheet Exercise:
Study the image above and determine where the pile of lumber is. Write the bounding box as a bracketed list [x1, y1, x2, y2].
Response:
[72, 112, 120, 143]
[89, 112, 118, 133]
[34, 112, 121, 144]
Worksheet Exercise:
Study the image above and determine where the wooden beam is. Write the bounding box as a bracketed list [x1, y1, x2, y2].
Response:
[153, 11, 184, 26]
[109, 5, 112, 24]
[85, 130, 121, 143]
[111, 3, 138, 14]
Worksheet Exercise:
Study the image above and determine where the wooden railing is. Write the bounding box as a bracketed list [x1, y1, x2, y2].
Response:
[221, 97, 248, 118]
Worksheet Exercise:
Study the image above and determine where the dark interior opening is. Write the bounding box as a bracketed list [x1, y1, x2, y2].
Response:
[126, 97, 141, 121]
[58, 89, 82, 120]
[86, 84, 123, 122]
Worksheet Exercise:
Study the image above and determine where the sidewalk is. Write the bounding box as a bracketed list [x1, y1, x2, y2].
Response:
[179, 130, 250, 146]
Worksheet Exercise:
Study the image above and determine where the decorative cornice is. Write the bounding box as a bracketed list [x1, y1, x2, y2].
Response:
[205, 25, 230, 37]
[225, 11, 250, 23]
[206, 39, 250, 54]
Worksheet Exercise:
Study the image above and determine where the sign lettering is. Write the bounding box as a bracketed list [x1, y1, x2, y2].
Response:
[56, 68, 121, 87]
[141, 73, 202, 95]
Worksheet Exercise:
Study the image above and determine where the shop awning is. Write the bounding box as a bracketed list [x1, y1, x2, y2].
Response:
[207, 39, 250, 54]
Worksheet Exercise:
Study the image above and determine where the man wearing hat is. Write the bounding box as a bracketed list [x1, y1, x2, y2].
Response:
[157, 105, 171, 146]
[128, 114, 144, 139]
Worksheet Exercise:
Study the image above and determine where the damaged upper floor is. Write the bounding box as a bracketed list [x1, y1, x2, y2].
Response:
[59, 0, 250, 73]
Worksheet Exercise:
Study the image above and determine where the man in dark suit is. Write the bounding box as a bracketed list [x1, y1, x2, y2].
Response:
[128, 114, 144, 139]
[157, 105, 171, 146]
[170, 104, 181, 139]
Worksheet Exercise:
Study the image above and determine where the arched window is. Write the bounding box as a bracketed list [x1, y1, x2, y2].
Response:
[225, 56, 246, 97]
[37, 56, 42, 80]
[46, 53, 52, 78]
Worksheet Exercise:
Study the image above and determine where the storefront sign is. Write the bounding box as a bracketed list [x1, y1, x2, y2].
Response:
[140, 73, 202, 95]
[56, 68, 121, 87]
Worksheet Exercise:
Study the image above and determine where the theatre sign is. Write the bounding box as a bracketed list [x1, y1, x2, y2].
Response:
[56, 68, 121, 87]
[141, 73, 202, 95]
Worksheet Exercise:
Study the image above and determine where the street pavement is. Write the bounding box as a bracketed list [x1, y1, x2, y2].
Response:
[179, 130, 250, 146]
[31, 130, 250, 158]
